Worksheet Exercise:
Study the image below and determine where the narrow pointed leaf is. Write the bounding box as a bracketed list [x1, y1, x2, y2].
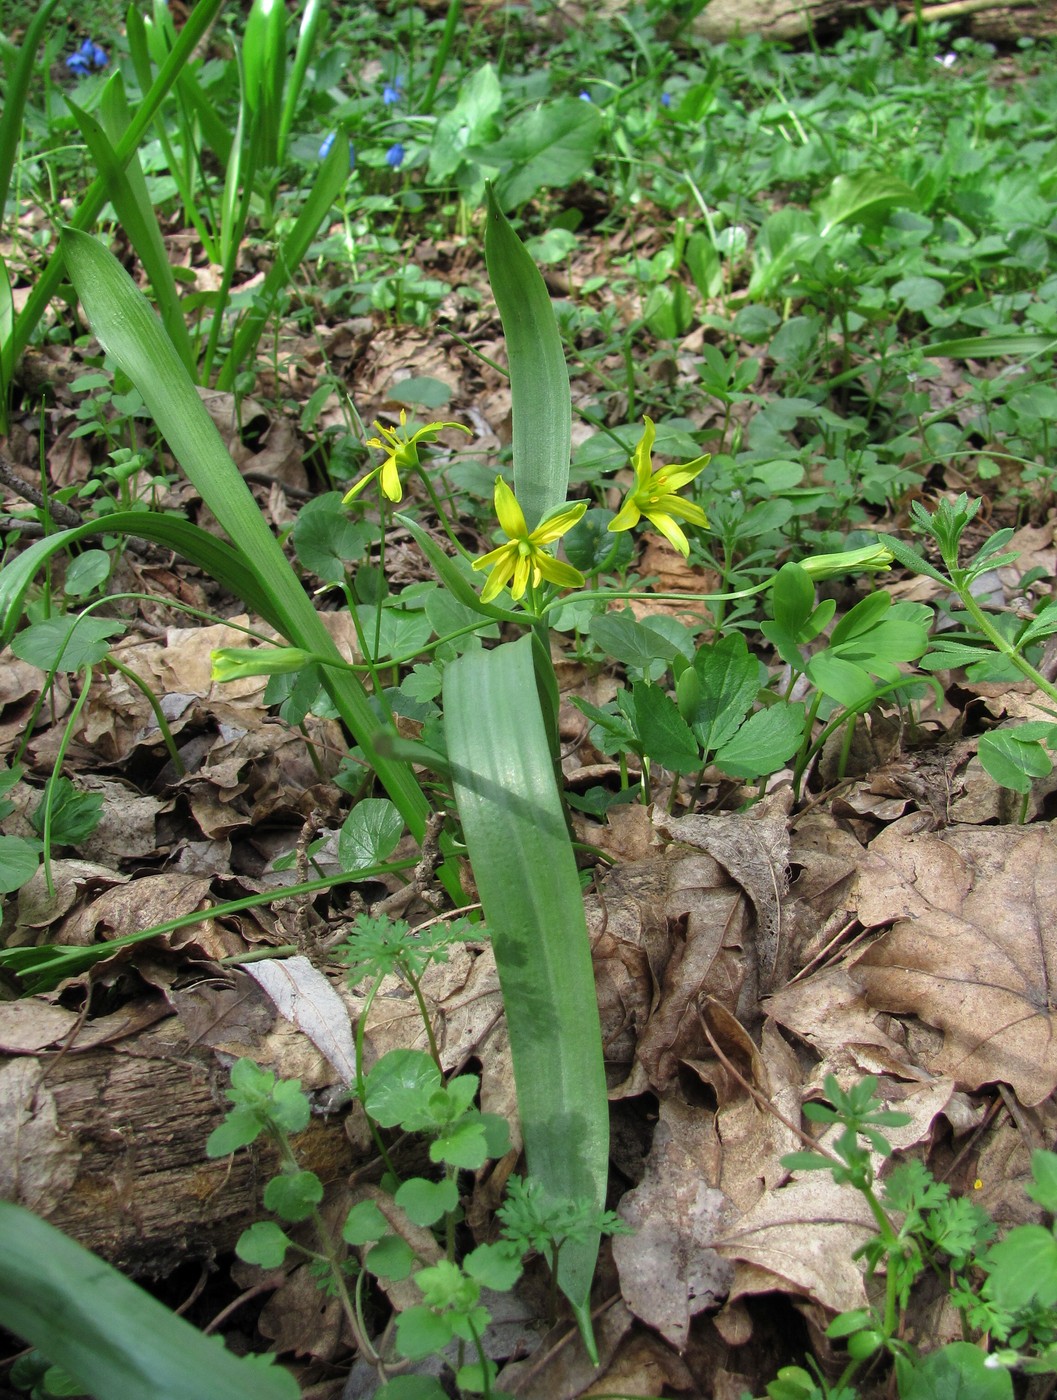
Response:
[59, 229, 430, 842]
[0, 1203, 299, 1400]
[444, 636, 608, 1351]
[484, 188, 570, 529]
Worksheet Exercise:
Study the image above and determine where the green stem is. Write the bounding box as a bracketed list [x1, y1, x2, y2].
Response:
[403, 963, 443, 1071]
[108, 657, 186, 776]
[948, 569, 1057, 708]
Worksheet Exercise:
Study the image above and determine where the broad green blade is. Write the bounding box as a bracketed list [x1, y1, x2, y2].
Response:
[921, 333, 1057, 360]
[484, 186, 571, 530]
[59, 229, 430, 843]
[0, 514, 280, 647]
[444, 635, 608, 1353]
[0, 1202, 299, 1400]
[0, 255, 13, 435]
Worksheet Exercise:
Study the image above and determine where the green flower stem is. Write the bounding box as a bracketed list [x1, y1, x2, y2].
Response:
[270, 1125, 376, 1363]
[947, 569, 1057, 709]
[108, 657, 186, 776]
[40, 664, 95, 897]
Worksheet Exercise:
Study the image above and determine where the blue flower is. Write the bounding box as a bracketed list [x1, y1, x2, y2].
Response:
[578, 90, 592, 102]
[66, 38, 107, 74]
[386, 142, 405, 168]
[318, 132, 356, 168]
[661, 91, 672, 108]
[382, 79, 403, 106]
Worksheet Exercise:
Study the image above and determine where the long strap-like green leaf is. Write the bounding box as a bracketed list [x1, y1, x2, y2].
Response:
[11, 0, 227, 364]
[484, 187, 571, 530]
[444, 636, 608, 1353]
[0, 1202, 300, 1400]
[59, 228, 431, 845]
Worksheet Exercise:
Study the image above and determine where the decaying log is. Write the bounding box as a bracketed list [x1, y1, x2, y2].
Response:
[1, 1004, 352, 1277]
[689, 0, 1056, 43]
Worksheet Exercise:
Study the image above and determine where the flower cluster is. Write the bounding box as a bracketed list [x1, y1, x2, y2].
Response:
[66, 39, 108, 76]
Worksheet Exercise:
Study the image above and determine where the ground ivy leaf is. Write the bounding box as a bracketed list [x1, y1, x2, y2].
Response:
[236, 1221, 293, 1268]
[395, 1175, 459, 1227]
[263, 1169, 323, 1222]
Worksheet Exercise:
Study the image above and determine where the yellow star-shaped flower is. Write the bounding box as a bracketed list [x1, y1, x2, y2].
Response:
[608, 416, 710, 557]
[473, 478, 587, 604]
[342, 410, 471, 504]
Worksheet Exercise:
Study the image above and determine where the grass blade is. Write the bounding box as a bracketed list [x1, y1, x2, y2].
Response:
[11, 0, 227, 364]
[0, 1202, 299, 1400]
[66, 78, 196, 375]
[484, 185, 571, 529]
[215, 134, 351, 389]
[444, 634, 608, 1352]
[0, 0, 64, 229]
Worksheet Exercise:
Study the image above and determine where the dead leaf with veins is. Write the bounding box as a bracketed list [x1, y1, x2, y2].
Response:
[852, 818, 1057, 1105]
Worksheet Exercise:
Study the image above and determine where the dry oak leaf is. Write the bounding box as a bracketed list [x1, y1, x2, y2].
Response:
[851, 818, 1057, 1106]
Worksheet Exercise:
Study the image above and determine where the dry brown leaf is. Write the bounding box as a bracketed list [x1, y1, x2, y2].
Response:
[580, 1331, 696, 1396]
[244, 955, 357, 1084]
[852, 819, 1057, 1105]
[613, 1098, 734, 1350]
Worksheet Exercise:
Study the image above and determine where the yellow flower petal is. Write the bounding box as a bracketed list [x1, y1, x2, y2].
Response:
[493, 477, 529, 540]
[643, 508, 691, 556]
[608, 497, 642, 534]
[379, 456, 403, 502]
[530, 499, 587, 545]
[535, 554, 586, 590]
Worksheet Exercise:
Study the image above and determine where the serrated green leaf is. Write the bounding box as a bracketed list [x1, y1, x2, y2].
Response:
[622, 680, 698, 773]
[691, 633, 763, 754]
[986, 1225, 1057, 1310]
[429, 1119, 490, 1170]
[364, 1049, 442, 1129]
[205, 1109, 264, 1157]
[263, 1170, 323, 1222]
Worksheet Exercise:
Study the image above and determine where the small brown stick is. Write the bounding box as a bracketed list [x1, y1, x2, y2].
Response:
[698, 1008, 842, 1163]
